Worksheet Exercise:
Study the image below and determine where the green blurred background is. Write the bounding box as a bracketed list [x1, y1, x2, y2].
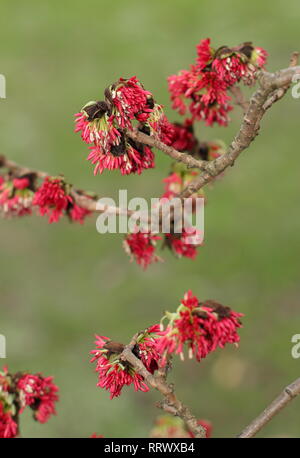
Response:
[1, 0, 300, 438]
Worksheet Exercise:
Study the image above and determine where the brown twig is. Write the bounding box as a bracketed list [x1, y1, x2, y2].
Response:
[263, 52, 300, 111]
[126, 129, 207, 170]
[0, 155, 136, 217]
[238, 377, 300, 438]
[0, 155, 186, 227]
[120, 338, 206, 438]
[229, 86, 250, 113]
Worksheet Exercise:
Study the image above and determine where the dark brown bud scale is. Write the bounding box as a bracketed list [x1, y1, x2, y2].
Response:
[198, 142, 209, 161]
[103, 341, 125, 354]
[84, 101, 110, 121]
[199, 300, 232, 319]
[110, 133, 126, 157]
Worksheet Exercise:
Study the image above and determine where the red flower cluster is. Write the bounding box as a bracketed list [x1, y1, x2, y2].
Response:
[122, 165, 206, 269]
[0, 175, 34, 217]
[157, 117, 198, 154]
[168, 38, 267, 126]
[87, 139, 155, 176]
[33, 176, 91, 224]
[211, 44, 267, 86]
[169, 121, 197, 153]
[161, 166, 204, 261]
[33, 176, 72, 223]
[0, 367, 59, 438]
[75, 77, 162, 175]
[161, 172, 183, 200]
[123, 230, 162, 270]
[0, 403, 17, 439]
[157, 291, 243, 364]
[90, 327, 162, 399]
[0, 169, 92, 224]
[135, 325, 162, 373]
[69, 202, 91, 224]
[108, 76, 154, 129]
[17, 373, 59, 423]
[165, 229, 201, 260]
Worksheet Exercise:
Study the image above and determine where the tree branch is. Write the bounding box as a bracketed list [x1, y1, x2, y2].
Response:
[229, 86, 249, 113]
[120, 336, 206, 438]
[126, 129, 207, 170]
[263, 52, 299, 111]
[0, 155, 135, 217]
[238, 377, 300, 438]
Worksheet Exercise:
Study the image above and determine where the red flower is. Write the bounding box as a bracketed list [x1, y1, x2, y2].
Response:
[90, 336, 149, 399]
[75, 77, 163, 175]
[0, 176, 34, 217]
[212, 51, 246, 86]
[33, 177, 73, 223]
[17, 373, 59, 423]
[157, 291, 243, 364]
[165, 229, 202, 260]
[155, 115, 176, 146]
[170, 121, 197, 153]
[187, 70, 232, 126]
[253, 47, 268, 67]
[108, 76, 154, 129]
[135, 325, 162, 374]
[156, 117, 197, 154]
[168, 69, 194, 116]
[161, 172, 182, 200]
[0, 367, 58, 435]
[168, 67, 232, 127]
[168, 38, 267, 126]
[12, 177, 30, 190]
[123, 231, 162, 269]
[88, 138, 155, 176]
[69, 203, 91, 224]
[161, 166, 203, 201]
[196, 38, 214, 70]
[0, 403, 18, 439]
[211, 43, 267, 87]
[75, 110, 121, 148]
[90, 327, 162, 399]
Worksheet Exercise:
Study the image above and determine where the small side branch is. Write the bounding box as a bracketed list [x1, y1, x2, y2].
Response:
[263, 52, 299, 111]
[120, 339, 206, 438]
[0, 155, 134, 217]
[126, 129, 207, 170]
[238, 377, 300, 438]
[229, 86, 249, 113]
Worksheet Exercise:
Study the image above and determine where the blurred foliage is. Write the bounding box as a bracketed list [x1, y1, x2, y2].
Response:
[1, 0, 300, 438]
